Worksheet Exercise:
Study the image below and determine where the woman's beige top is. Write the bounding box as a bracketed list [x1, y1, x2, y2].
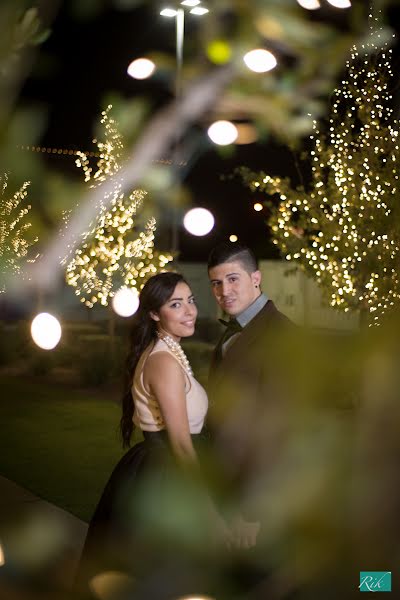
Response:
[132, 338, 208, 433]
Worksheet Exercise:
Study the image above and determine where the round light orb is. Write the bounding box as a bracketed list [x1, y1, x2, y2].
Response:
[89, 571, 135, 600]
[127, 58, 156, 80]
[183, 208, 215, 236]
[235, 123, 258, 145]
[327, 0, 351, 6]
[206, 39, 232, 65]
[243, 49, 277, 73]
[207, 120, 238, 145]
[229, 234, 238, 242]
[254, 202, 263, 212]
[296, 0, 321, 9]
[177, 597, 215, 600]
[112, 288, 140, 317]
[31, 313, 62, 350]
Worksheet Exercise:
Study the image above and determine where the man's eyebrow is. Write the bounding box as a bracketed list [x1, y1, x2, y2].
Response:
[210, 272, 240, 283]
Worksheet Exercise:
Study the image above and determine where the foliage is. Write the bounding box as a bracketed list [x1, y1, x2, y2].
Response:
[240, 17, 400, 326]
[157, 0, 395, 141]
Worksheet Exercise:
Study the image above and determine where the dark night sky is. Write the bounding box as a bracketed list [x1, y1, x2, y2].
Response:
[19, 1, 400, 261]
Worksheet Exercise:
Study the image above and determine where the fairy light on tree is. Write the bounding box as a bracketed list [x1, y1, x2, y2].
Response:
[0, 173, 37, 292]
[241, 15, 400, 326]
[65, 106, 173, 308]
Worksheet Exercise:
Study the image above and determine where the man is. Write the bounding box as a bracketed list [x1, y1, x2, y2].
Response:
[207, 242, 294, 596]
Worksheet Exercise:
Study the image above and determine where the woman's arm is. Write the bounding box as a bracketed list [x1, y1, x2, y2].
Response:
[145, 351, 232, 545]
[145, 351, 198, 463]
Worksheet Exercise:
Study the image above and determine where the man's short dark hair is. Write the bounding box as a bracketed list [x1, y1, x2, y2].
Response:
[207, 242, 258, 274]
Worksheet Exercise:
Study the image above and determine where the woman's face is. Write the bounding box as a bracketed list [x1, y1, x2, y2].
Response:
[152, 281, 197, 341]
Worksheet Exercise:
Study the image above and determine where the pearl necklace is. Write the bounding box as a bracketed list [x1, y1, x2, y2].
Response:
[156, 332, 193, 376]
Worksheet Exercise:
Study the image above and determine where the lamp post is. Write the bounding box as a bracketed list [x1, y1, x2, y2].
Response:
[160, 1, 209, 253]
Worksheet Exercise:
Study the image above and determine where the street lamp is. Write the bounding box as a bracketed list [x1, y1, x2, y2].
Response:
[160, 1, 209, 253]
[160, 0, 209, 110]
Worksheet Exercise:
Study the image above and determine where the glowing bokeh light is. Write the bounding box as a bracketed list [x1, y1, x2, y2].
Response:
[296, 0, 321, 9]
[127, 58, 156, 80]
[112, 288, 140, 317]
[207, 120, 238, 145]
[177, 596, 216, 600]
[235, 123, 258, 145]
[190, 6, 209, 14]
[327, 0, 351, 7]
[160, 8, 178, 17]
[229, 234, 238, 242]
[243, 49, 277, 73]
[206, 39, 232, 65]
[89, 571, 135, 600]
[31, 313, 62, 350]
[181, 0, 200, 6]
[254, 202, 263, 212]
[183, 208, 214, 236]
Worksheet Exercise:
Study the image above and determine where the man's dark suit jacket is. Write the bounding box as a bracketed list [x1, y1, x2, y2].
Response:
[207, 299, 293, 518]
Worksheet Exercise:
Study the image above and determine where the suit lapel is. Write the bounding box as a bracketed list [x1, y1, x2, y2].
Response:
[210, 300, 279, 385]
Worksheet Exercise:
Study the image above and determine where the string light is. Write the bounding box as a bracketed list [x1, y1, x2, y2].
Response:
[0, 173, 38, 292]
[18, 146, 187, 167]
[243, 14, 400, 326]
[64, 105, 173, 308]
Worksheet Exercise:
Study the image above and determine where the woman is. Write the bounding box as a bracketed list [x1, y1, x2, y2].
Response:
[75, 272, 229, 599]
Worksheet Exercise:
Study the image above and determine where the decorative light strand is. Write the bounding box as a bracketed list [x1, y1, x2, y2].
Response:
[18, 145, 187, 166]
[0, 173, 38, 293]
[241, 14, 400, 326]
[64, 105, 173, 308]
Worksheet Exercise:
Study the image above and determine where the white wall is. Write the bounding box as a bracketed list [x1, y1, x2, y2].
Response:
[259, 260, 359, 330]
[179, 260, 360, 331]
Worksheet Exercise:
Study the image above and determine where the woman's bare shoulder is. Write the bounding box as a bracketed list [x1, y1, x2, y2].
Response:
[145, 350, 183, 377]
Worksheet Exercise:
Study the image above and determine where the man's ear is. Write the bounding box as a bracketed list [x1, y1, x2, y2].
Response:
[252, 270, 262, 288]
[150, 311, 160, 322]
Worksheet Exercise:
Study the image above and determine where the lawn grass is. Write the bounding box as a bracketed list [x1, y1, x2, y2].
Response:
[0, 374, 143, 522]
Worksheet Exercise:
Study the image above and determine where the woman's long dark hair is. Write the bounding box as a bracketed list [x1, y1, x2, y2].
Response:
[120, 272, 187, 448]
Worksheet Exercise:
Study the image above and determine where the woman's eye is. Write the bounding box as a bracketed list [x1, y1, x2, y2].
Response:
[189, 297, 196, 304]
[170, 302, 180, 308]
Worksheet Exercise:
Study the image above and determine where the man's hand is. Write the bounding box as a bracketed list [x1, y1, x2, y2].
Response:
[231, 514, 261, 549]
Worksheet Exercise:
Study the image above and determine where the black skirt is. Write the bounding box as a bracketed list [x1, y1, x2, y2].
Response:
[75, 430, 214, 600]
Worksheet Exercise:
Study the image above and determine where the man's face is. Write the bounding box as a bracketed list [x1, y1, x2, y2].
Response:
[208, 260, 261, 316]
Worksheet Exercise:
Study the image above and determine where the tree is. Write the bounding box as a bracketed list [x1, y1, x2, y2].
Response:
[241, 19, 400, 326]
[0, 173, 37, 293]
[65, 106, 173, 308]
